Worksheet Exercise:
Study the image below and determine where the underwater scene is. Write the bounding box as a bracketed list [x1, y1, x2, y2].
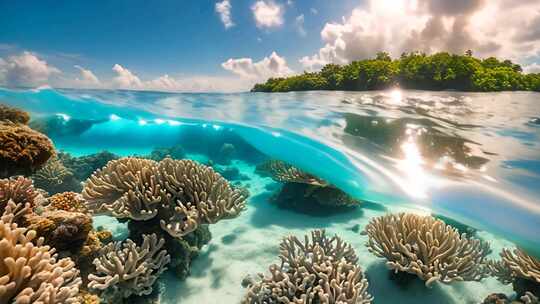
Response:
[0, 87, 539, 304]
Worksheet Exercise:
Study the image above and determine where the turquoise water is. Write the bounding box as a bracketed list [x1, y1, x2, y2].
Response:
[1, 87, 539, 302]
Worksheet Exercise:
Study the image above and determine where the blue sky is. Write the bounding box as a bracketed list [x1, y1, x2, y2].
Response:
[1, 0, 539, 91]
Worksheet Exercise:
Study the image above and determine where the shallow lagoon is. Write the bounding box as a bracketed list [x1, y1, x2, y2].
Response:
[1, 87, 539, 303]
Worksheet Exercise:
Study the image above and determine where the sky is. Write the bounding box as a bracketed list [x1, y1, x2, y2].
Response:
[1, 0, 540, 92]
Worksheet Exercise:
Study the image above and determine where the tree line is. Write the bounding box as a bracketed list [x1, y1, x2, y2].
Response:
[251, 51, 540, 92]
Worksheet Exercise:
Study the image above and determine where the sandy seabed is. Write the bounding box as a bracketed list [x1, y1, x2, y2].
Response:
[94, 158, 515, 304]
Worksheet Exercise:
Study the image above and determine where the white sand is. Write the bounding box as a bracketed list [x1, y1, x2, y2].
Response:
[94, 159, 515, 303]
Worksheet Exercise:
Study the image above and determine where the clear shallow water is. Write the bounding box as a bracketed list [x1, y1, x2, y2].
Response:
[1, 87, 539, 302]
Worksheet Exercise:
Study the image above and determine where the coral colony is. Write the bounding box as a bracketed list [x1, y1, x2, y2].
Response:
[0, 102, 539, 304]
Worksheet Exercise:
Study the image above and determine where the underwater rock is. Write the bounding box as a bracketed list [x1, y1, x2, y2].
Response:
[213, 142, 236, 165]
[0, 103, 30, 124]
[0, 121, 56, 178]
[364, 213, 491, 287]
[146, 144, 186, 161]
[82, 157, 246, 238]
[218, 166, 250, 181]
[128, 218, 211, 280]
[0, 200, 82, 304]
[58, 151, 119, 182]
[32, 157, 82, 194]
[242, 229, 373, 304]
[27, 209, 93, 253]
[88, 234, 170, 303]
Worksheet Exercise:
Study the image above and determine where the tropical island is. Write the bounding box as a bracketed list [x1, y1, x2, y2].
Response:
[251, 51, 540, 92]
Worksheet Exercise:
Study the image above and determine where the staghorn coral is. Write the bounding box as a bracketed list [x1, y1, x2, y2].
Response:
[47, 191, 89, 213]
[364, 213, 490, 287]
[33, 157, 81, 194]
[0, 121, 56, 178]
[0, 103, 30, 124]
[0, 176, 42, 211]
[82, 157, 246, 238]
[88, 233, 171, 302]
[489, 248, 540, 298]
[0, 200, 82, 303]
[242, 230, 372, 304]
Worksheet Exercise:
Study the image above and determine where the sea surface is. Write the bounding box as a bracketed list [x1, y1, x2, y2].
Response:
[1, 87, 539, 303]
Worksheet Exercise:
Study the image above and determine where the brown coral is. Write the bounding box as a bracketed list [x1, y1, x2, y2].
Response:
[243, 230, 372, 304]
[48, 191, 88, 213]
[33, 157, 80, 194]
[26, 209, 93, 252]
[258, 159, 328, 187]
[82, 157, 246, 238]
[0, 121, 55, 178]
[0, 103, 30, 124]
[0, 200, 82, 303]
[364, 213, 490, 287]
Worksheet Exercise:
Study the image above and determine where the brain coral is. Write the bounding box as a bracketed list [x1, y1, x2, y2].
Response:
[82, 157, 246, 238]
[0, 103, 30, 124]
[0, 121, 55, 178]
[0, 200, 82, 304]
[364, 213, 491, 287]
[242, 230, 372, 304]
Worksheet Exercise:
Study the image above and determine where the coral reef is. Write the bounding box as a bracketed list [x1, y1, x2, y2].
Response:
[0, 200, 82, 303]
[0, 176, 45, 226]
[482, 292, 539, 304]
[489, 248, 540, 299]
[47, 191, 89, 213]
[58, 151, 119, 182]
[242, 230, 372, 304]
[26, 209, 93, 253]
[88, 233, 171, 302]
[213, 142, 236, 165]
[32, 157, 81, 194]
[128, 218, 211, 280]
[364, 213, 490, 287]
[82, 157, 247, 238]
[146, 144, 186, 161]
[259, 159, 361, 208]
[0, 121, 56, 178]
[0, 103, 30, 124]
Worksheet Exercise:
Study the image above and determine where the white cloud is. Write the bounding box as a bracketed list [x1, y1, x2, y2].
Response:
[251, 1, 284, 28]
[295, 14, 306, 37]
[112, 64, 142, 88]
[215, 0, 234, 29]
[74, 65, 100, 87]
[300, 0, 540, 71]
[221, 51, 293, 80]
[0, 51, 60, 87]
[524, 62, 540, 73]
[310, 8, 318, 15]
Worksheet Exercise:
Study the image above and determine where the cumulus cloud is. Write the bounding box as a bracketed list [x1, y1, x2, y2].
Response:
[300, 0, 540, 70]
[112, 64, 142, 88]
[74, 65, 100, 87]
[0, 51, 60, 87]
[295, 14, 306, 37]
[215, 0, 234, 29]
[524, 62, 540, 73]
[251, 1, 284, 28]
[221, 51, 293, 80]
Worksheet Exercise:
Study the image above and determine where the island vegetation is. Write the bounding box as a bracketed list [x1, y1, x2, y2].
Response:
[251, 51, 540, 92]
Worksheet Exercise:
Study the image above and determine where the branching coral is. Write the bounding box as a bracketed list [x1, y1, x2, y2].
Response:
[58, 151, 119, 182]
[82, 157, 246, 238]
[0, 176, 45, 226]
[0, 103, 30, 124]
[33, 157, 80, 194]
[242, 230, 372, 304]
[258, 159, 328, 187]
[88, 233, 171, 301]
[364, 213, 490, 287]
[0, 200, 82, 303]
[489, 248, 540, 298]
[0, 121, 55, 178]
